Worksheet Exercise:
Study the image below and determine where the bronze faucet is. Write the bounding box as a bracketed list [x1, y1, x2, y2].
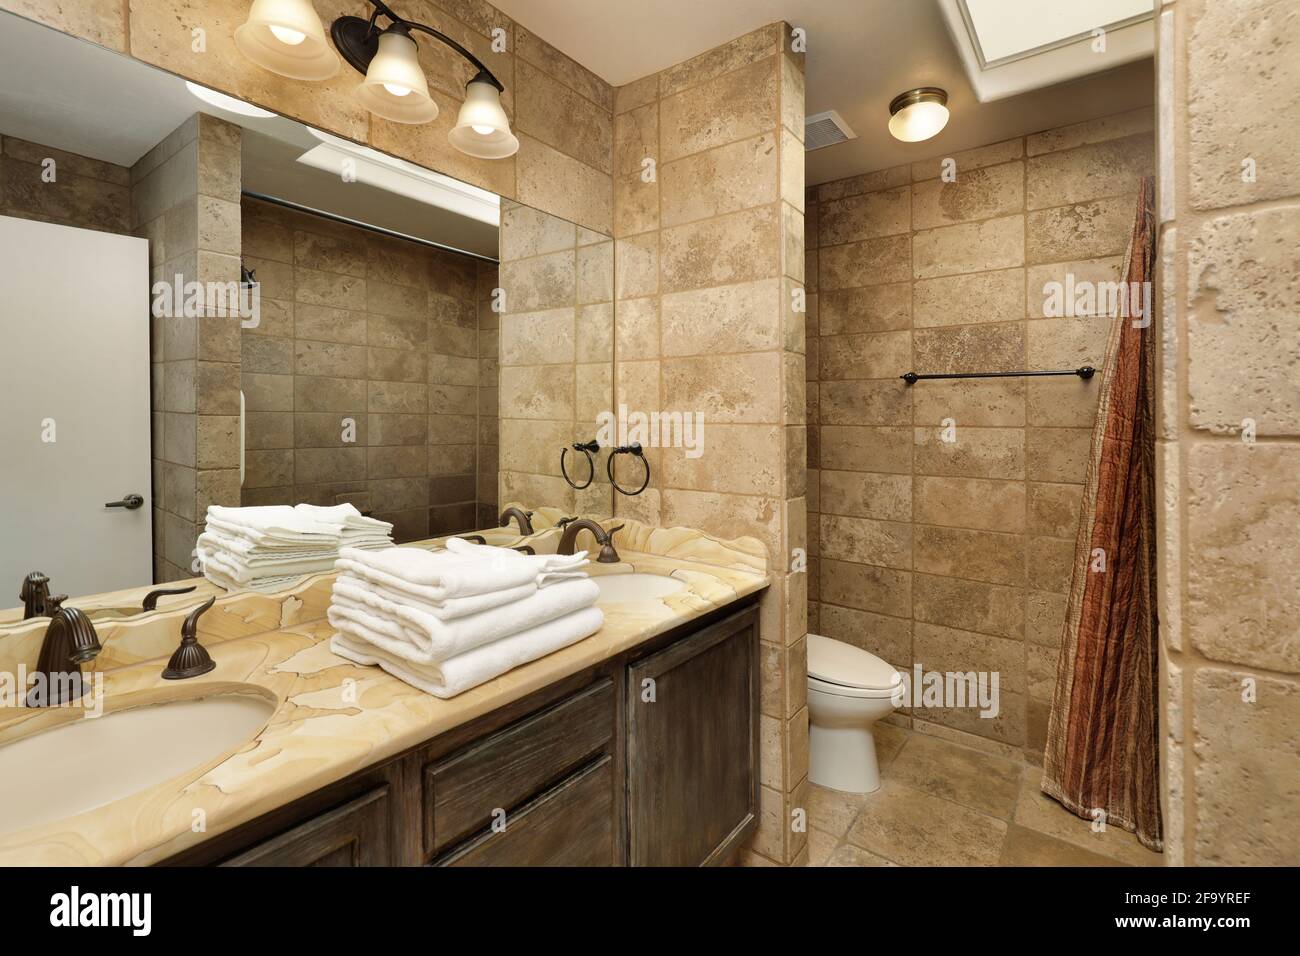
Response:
[19, 571, 51, 620]
[27, 599, 102, 706]
[557, 519, 623, 563]
[499, 506, 534, 535]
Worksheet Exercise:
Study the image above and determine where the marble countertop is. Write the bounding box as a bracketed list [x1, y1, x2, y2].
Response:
[0, 529, 767, 866]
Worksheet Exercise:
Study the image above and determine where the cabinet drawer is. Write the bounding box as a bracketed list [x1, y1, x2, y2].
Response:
[437, 757, 614, 866]
[423, 679, 613, 857]
[220, 786, 390, 867]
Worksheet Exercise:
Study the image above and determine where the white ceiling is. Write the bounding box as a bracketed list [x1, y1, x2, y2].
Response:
[492, 0, 1155, 185]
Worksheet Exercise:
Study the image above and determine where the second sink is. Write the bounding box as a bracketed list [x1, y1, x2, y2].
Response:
[593, 573, 686, 603]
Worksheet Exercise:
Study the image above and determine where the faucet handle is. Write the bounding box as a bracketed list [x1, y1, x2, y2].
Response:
[163, 596, 217, 680]
[19, 571, 51, 619]
[141, 584, 198, 612]
[596, 524, 624, 564]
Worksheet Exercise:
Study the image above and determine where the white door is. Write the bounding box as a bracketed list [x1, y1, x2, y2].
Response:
[0, 215, 152, 598]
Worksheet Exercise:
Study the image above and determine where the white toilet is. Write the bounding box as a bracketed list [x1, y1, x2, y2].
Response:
[807, 634, 902, 794]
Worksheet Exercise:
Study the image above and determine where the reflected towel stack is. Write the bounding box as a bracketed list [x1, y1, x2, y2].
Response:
[328, 537, 604, 698]
[197, 503, 394, 592]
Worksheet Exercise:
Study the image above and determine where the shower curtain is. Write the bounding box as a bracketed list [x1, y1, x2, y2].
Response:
[1041, 178, 1162, 852]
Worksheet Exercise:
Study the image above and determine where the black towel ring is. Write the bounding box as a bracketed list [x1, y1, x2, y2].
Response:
[608, 442, 650, 497]
[561, 439, 599, 490]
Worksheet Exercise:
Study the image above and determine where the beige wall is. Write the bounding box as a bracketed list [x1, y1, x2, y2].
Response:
[607, 24, 809, 866]
[239, 196, 493, 542]
[1155, 0, 1300, 866]
[2, 0, 614, 236]
[496, 201, 616, 515]
[132, 113, 244, 583]
[806, 110, 1154, 761]
[0, 134, 130, 233]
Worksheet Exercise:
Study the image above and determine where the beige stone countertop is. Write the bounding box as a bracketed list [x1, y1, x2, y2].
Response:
[0, 543, 767, 866]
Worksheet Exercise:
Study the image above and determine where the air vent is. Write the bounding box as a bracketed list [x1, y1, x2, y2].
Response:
[805, 110, 857, 151]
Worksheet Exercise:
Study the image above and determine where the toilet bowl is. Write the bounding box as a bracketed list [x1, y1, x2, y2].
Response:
[807, 634, 901, 794]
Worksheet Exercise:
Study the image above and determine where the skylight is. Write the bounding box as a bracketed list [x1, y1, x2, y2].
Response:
[963, 0, 1153, 65]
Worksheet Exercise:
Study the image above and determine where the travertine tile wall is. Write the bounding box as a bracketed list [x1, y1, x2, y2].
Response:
[2, 0, 614, 236]
[132, 113, 244, 582]
[475, 259, 499, 528]
[805, 108, 1154, 762]
[1154, 0, 1299, 866]
[496, 200, 615, 515]
[239, 196, 492, 541]
[0, 135, 131, 233]
[607, 24, 809, 866]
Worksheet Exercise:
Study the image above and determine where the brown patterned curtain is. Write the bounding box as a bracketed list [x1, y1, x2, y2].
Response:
[1041, 178, 1162, 852]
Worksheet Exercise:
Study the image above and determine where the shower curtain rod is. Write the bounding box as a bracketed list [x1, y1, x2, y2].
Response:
[900, 366, 1096, 384]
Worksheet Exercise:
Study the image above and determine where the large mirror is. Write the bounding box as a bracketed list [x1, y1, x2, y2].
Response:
[0, 9, 614, 627]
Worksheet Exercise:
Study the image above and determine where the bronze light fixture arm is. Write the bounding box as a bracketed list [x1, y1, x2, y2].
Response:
[332, 0, 505, 91]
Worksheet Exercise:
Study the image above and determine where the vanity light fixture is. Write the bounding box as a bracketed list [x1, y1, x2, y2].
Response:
[887, 87, 949, 142]
[331, 1, 519, 157]
[234, 0, 340, 81]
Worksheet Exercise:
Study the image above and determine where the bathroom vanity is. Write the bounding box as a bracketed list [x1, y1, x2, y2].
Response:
[0, 521, 769, 866]
[168, 601, 759, 867]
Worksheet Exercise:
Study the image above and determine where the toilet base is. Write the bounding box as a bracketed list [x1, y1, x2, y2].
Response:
[809, 722, 882, 794]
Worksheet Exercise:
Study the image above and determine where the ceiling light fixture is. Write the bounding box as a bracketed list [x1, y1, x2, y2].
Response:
[330, 1, 519, 157]
[234, 0, 339, 81]
[887, 87, 950, 142]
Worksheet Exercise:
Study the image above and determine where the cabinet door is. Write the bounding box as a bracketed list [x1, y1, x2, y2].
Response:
[626, 606, 760, 866]
[220, 787, 391, 867]
[436, 757, 615, 867]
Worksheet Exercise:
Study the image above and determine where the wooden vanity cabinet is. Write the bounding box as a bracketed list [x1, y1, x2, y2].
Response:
[220, 787, 392, 867]
[625, 609, 761, 866]
[164, 601, 760, 867]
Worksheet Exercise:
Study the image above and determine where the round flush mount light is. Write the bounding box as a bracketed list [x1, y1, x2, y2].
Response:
[234, 0, 339, 81]
[888, 87, 949, 142]
[185, 82, 276, 119]
[449, 74, 520, 159]
[353, 25, 439, 124]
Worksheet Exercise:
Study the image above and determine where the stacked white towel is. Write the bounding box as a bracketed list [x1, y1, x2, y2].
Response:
[198, 503, 394, 592]
[328, 539, 604, 698]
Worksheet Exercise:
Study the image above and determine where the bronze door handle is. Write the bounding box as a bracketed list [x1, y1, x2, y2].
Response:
[105, 493, 144, 510]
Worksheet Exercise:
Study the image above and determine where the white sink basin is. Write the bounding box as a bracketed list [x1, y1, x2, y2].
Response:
[0, 691, 275, 835]
[593, 573, 687, 603]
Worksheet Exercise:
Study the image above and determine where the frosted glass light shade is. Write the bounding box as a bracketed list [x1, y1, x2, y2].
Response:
[448, 78, 519, 159]
[234, 0, 339, 81]
[887, 88, 949, 142]
[356, 30, 439, 124]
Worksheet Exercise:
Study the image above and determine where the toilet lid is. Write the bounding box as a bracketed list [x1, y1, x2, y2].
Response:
[807, 634, 899, 690]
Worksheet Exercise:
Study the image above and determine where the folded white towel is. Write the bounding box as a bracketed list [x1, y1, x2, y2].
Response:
[338, 545, 588, 602]
[199, 504, 393, 593]
[206, 503, 393, 547]
[444, 536, 588, 571]
[333, 570, 537, 621]
[330, 606, 604, 698]
[201, 563, 315, 594]
[328, 576, 600, 663]
[197, 539, 341, 583]
[442, 537, 593, 588]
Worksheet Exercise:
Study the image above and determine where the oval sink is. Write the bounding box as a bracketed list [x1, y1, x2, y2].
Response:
[0, 691, 275, 835]
[593, 573, 687, 603]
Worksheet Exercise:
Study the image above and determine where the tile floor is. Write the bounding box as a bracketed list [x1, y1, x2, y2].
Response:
[805, 724, 1166, 867]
